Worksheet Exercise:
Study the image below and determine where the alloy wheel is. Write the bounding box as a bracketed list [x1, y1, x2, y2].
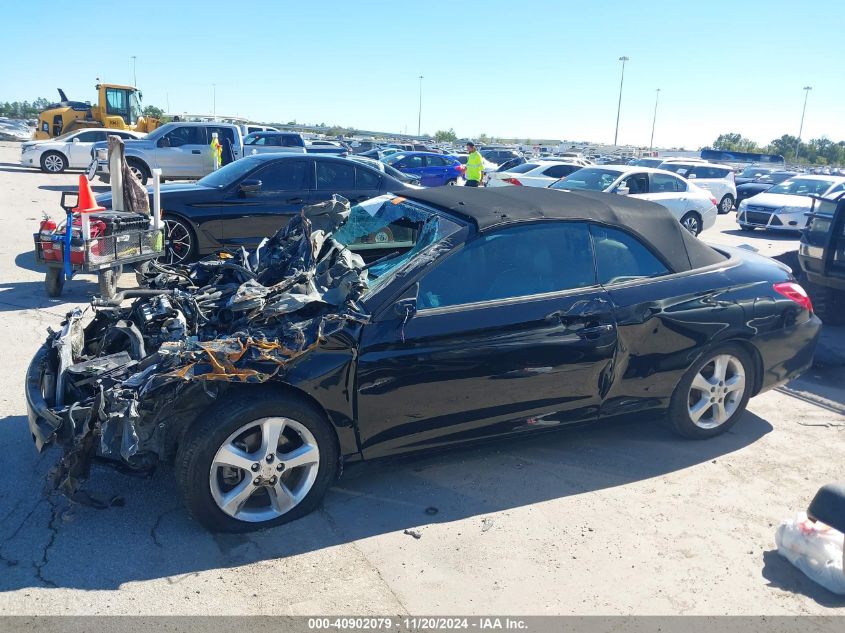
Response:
[209, 417, 320, 523]
[44, 154, 64, 172]
[682, 214, 700, 235]
[129, 165, 144, 181]
[720, 196, 733, 214]
[687, 354, 746, 429]
[163, 219, 193, 264]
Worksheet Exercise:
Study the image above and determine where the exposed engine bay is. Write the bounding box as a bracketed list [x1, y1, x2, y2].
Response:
[30, 196, 374, 494]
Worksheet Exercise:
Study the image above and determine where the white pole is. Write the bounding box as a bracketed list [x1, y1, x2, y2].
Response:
[152, 168, 162, 230]
[81, 213, 91, 241]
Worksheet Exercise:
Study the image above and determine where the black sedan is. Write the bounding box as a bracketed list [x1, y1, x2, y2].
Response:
[97, 154, 411, 264]
[27, 187, 820, 531]
[735, 171, 797, 207]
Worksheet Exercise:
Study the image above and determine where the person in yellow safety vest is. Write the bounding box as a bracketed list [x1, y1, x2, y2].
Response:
[464, 141, 484, 187]
[210, 134, 222, 170]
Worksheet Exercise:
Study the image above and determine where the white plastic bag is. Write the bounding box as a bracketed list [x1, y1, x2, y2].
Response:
[775, 511, 845, 595]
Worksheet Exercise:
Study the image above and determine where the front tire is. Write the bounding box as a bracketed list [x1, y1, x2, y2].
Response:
[718, 195, 734, 214]
[680, 212, 702, 236]
[668, 344, 754, 439]
[41, 151, 67, 174]
[176, 392, 339, 532]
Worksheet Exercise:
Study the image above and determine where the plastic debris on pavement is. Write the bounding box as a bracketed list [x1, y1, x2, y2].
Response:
[775, 511, 845, 595]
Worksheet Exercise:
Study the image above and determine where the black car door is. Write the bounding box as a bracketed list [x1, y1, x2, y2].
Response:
[355, 221, 618, 459]
[218, 158, 311, 247]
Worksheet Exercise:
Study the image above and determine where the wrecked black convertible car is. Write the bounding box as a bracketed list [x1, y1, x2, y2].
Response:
[26, 187, 820, 532]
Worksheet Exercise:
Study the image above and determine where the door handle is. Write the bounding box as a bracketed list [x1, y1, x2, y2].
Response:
[285, 197, 304, 204]
[191, 150, 201, 154]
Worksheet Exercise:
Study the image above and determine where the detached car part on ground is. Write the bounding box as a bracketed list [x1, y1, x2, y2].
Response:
[27, 187, 820, 532]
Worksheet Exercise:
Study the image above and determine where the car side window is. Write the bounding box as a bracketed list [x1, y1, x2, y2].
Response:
[590, 225, 669, 285]
[650, 173, 687, 193]
[396, 155, 424, 169]
[355, 167, 381, 190]
[545, 164, 579, 179]
[425, 155, 446, 167]
[621, 172, 649, 194]
[163, 126, 204, 147]
[417, 222, 596, 309]
[316, 161, 355, 190]
[73, 131, 100, 143]
[251, 161, 308, 191]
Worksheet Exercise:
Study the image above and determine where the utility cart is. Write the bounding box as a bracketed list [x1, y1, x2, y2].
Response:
[34, 189, 164, 299]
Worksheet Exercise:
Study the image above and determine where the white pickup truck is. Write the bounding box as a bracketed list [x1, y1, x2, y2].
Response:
[91, 121, 244, 184]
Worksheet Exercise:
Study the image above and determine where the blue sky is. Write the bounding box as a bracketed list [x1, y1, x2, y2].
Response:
[2, 0, 843, 148]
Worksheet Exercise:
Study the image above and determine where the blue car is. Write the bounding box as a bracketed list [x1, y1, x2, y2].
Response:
[383, 151, 463, 186]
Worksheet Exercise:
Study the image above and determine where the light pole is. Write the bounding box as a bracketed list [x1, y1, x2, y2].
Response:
[795, 86, 812, 164]
[613, 56, 629, 147]
[417, 75, 424, 137]
[649, 88, 661, 152]
[212, 83, 217, 119]
[131, 56, 137, 86]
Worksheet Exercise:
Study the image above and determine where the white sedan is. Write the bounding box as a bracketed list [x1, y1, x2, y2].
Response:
[20, 128, 145, 173]
[737, 175, 845, 232]
[488, 160, 583, 188]
[549, 166, 718, 236]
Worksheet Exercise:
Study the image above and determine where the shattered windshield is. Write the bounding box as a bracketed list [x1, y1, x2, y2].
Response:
[334, 195, 463, 293]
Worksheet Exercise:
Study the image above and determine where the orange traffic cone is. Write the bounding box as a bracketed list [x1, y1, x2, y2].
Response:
[73, 174, 106, 213]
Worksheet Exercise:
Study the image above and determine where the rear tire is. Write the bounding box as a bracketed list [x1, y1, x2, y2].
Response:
[668, 344, 754, 439]
[127, 159, 150, 185]
[45, 268, 64, 297]
[718, 195, 734, 214]
[680, 212, 702, 236]
[176, 392, 339, 532]
[162, 216, 197, 264]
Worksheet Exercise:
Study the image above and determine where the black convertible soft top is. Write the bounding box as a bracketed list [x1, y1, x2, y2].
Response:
[395, 186, 725, 273]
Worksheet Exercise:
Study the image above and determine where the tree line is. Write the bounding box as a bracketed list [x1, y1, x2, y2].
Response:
[712, 132, 845, 166]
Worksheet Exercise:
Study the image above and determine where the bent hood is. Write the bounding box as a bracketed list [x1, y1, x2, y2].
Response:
[32, 195, 369, 493]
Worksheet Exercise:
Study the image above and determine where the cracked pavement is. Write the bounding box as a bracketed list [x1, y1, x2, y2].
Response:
[1, 142, 844, 615]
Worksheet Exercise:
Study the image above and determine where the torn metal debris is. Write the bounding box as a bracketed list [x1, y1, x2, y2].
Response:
[31, 195, 372, 493]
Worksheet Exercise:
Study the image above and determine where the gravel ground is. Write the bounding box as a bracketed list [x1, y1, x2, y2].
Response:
[0, 142, 843, 616]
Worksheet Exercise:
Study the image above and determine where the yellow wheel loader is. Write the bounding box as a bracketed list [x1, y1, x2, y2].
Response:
[34, 83, 161, 140]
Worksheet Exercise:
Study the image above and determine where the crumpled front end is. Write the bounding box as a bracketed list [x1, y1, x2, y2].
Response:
[25, 195, 370, 494]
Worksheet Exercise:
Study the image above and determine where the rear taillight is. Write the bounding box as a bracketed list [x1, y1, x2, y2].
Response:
[709, 196, 718, 206]
[773, 281, 813, 312]
[504, 178, 523, 186]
